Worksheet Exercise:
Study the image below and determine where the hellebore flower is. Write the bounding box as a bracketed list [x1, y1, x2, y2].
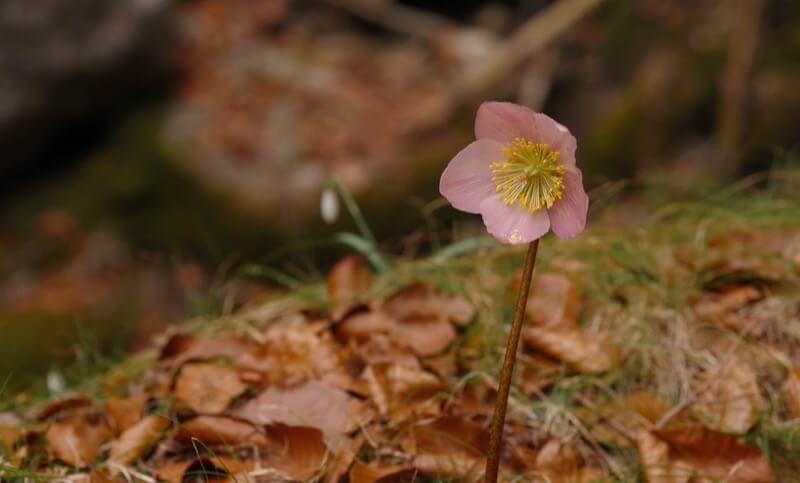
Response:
[439, 101, 588, 244]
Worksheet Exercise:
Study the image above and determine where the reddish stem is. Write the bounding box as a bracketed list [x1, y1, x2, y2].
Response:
[484, 239, 539, 482]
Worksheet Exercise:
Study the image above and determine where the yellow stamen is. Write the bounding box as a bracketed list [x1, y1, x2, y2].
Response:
[491, 138, 565, 212]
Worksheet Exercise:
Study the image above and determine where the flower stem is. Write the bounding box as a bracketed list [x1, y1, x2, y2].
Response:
[485, 239, 540, 482]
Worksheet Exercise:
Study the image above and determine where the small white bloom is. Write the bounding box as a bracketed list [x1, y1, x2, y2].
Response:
[46, 370, 65, 395]
[320, 187, 340, 224]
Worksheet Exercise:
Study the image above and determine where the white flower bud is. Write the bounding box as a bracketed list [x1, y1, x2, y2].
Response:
[320, 187, 340, 224]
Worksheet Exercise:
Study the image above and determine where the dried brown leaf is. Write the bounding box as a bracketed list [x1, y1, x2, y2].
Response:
[158, 333, 198, 360]
[340, 309, 456, 357]
[719, 313, 768, 337]
[422, 350, 459, 379]
[106, 395, 148, 434]
[694, 286, 762, 319]
[0, 426, 22, 449]
[625, 392, 672, 425]
[328, 254, 372, 319]
[108, 415, 170, 467]
[235, 380, 365, 442]
[175, 416, 268, 447]
[154, 460, 195, 483]
[337, 311, 394, 341]
[592, 392, 684, 448]
[262, 424, 328, 481]
[444, 380, 496, 418]
[382, 284, 474, 326]
[391, 314, 457, 357]
[410, 416, 489, 457]
[637, 430, 692, 483]
[517, 354, 562, 395]
[535, 439, 582, 474]
[523, 326, 614, 374]
[159, 333, 254, 368]
[324, 434, 364, 483]
[653, 426, 776, 482]
[32, 393, 93, 421]
[46, 413, 112, 468]
[364, 363, 445, 421]
[414, 453, 484, 481]
[696, 361, 763, 433]
[238, 322, 343, 386]
[349, 461, 416, 483]
[784, 369, 800, 419]
[155, 456, 254, 483]
[526, 273, 581, 329]
[350, 333, 420, 368]
[173, 362, 247, 414]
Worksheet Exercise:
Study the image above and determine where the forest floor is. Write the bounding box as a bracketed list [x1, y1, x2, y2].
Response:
[2, 171, 800, 482]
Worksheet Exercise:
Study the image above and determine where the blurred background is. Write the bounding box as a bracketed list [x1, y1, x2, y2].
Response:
[1, 0, 798, 390]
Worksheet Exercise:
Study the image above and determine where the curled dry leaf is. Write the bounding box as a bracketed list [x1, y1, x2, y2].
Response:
[694, 285, 763, 320]
[535, 439, 583, 474]
[46, 413, 112, 468]
[339, 309, 456, 357]
[625, 392, 672, 425]
[158, 332, 198, 360]
[173, 362, 247, 414]
[108, 415, 170, 467]
[337, 311, 394, 341]
[592, 391, 681, 448]
[652, 426, 776, 482]
[526, 273, 581, 329]
[156, 455, 254, 483]
[414, 453, 485, 482]
[696, 361, 763, 433]
[235, 380, 364, 442]
[238, 322, 343, 386]
[324, 434, 364, 483]
[364, 362, 445, 421]
[517, 354, 562, 395]
[784, 369, 800, 419]
[637, 430, 692, 483]
[175, 416, 268, 447]
[328, 254, 372, 319]
[410, 416, 489, 457]
[391, 314, 457, 357]
[349, 461, 417, 483]
[405, 416, 489, 481]
[444, 380, 496, 418]
[159, 333, 254, 368]
[422, 350, 459, 379]
[349, 332, 420, 368]
[523, 326, 614, 374]
[31, 393, 93, 421]
[262, 423, 328, 481]
[0, 426, 22, 449]
[106, 395, 148, 434]
[382, 283, 475, 327]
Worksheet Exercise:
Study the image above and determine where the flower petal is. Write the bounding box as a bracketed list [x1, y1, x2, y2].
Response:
[475, 101, 537, 144]
[479, 195, 550, 245]
[539, 115, 577, 168]
[439, 139, 503, 214]
[548, 168, 588, 239]
[475, 102, 577, 167]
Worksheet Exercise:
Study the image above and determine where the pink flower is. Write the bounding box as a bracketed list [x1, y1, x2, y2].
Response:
[440, 102, 589, 244]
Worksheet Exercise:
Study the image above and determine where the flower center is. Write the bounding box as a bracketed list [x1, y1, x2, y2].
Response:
[490, 138, 565, 212]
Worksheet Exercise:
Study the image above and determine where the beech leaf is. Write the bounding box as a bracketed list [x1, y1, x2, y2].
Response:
[173, 362, 247, 414]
